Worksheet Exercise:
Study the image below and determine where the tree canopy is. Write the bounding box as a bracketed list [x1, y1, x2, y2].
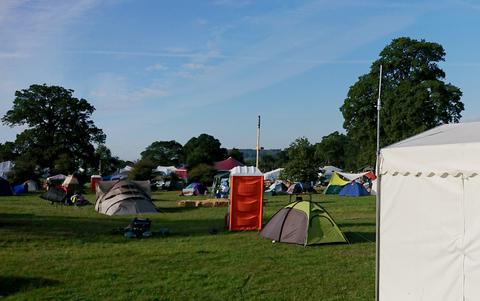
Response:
[227, 148, 244, 164]
[340, 37, 464, 168]
[183, 134, 227, 168]
[314, 131, 350, 168]
[129, 158, 155, 181]
[187, 163, 216, 186]
[140, 140, 184, 167]
[2, 84, 105, 175]
[282, 137, 318, 182]
[95, 144, 125, 176]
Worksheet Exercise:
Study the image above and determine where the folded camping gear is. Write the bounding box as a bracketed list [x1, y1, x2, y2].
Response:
[124, 218, 152, 238]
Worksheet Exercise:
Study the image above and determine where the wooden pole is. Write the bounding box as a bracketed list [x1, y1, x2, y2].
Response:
[256, 115, 261, 169]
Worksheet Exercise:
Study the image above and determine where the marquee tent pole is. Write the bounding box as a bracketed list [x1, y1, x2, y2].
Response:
[375, 64, 383, 301]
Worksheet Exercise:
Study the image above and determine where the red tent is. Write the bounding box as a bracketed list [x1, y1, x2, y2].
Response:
[175, 168, 188, 179]
[214, 157, 244, 171]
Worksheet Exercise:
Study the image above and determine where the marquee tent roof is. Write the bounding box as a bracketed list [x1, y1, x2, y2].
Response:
[214, 157, 244, 171]
[381, 121, 480, 176]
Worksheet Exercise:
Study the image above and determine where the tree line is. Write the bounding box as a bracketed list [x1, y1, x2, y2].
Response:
[0, 37, 464, 184]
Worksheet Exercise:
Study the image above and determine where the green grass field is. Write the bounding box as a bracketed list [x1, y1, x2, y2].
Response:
[0, 192, 375, 300]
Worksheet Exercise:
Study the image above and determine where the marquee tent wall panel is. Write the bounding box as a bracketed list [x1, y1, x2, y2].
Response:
[379, 174, 463, 300]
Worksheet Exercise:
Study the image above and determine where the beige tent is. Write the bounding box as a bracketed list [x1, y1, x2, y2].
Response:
[95, 180, 158, 216]
[62, 175, 80, 192]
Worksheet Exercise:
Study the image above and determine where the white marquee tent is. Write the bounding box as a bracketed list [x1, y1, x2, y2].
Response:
[263, 168, 284, 181]
[378, 122, 480, 301]
[0, 161, 13, 178]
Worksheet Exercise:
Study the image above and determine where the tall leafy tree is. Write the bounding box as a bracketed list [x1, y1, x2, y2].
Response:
[140, 140, 184, 166]
[282, 137, 318, 182]
[129, 158, 155, 181]
[314, 131, 350, 168]
[0, 142, 18, 162]
[228, 148, 244, 164]
[259, 153, 279, 172]
[187, 163, 217, 186]
[95, 144, 125, 175]
[2, 84, 106, 174]
[183, 134, 227, 168]
[341, 37, 463, 168]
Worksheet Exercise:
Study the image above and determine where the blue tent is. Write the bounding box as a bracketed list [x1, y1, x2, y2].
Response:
[13, 183, 27, 195]
[338, 181, 369, 197]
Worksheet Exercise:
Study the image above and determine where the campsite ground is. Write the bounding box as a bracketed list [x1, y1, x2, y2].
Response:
[0, 192, 375, 300]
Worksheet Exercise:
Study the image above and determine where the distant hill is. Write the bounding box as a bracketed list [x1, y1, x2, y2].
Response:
[235, 149, 282, 161]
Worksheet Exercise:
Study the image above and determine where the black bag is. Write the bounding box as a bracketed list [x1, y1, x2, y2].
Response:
[124, 218, 152, 237]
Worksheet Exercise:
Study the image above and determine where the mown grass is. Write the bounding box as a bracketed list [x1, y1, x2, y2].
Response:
[0, 191, 375, 300]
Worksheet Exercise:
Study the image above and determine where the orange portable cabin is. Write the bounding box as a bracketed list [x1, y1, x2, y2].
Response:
[229, 166, 264, 231]
[90, 175, 102, 192]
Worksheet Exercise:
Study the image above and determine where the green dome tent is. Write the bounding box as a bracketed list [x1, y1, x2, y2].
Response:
[260, 200, 347, 246]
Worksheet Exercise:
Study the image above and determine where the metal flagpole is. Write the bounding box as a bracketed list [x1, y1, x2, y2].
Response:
[375, 64, 383, 301]
[256, 115, 261, 169]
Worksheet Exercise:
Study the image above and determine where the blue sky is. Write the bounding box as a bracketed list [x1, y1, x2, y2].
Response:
[1, 0, 480, 160]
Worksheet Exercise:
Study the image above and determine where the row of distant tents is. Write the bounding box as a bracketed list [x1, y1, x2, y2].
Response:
[0, 177, 40, 196]
[0, 165, 349, 247]
[263, 170, 377, 197]
[32, 167, 347, 246]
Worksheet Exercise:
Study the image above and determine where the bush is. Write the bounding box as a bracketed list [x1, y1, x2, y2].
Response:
[188, 164, 216, 186]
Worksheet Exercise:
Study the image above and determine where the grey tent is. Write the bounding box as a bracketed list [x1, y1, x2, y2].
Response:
[95, 180, 158, 216]
[260, 200, 347, 246]
[24, 180, 40, 192]
[40, 186, 67, 203]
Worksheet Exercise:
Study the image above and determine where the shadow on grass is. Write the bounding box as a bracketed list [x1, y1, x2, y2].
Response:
[344, 231, 376, 244]
[156, 206, 199, 213]
[338, 222, 375, 227]
[0, 213, 227, 241]
[0, 276, 60, 297]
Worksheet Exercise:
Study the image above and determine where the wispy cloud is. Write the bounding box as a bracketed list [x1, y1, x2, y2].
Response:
[89, 73, 169, 111]
[0, 0, 103, 58]
[161, 3, 419, 110]
[182, 63, 206, 70]
[210, 0, 252, 7]
[146, 63, 168, 72]
[195, 18, 208, 26]
[450, 0, 480, 10]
